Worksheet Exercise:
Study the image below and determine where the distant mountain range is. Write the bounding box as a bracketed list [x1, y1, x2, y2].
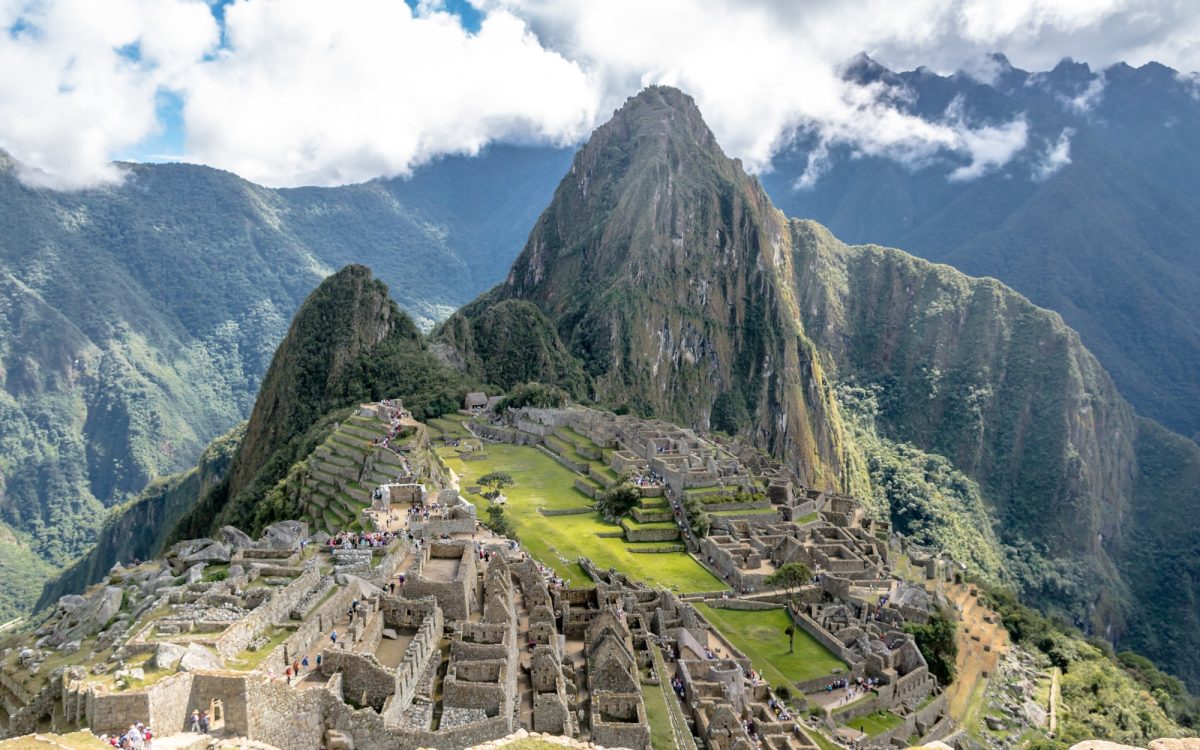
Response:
[0, 144, 568, 618]
[761, 54, 1200, 443]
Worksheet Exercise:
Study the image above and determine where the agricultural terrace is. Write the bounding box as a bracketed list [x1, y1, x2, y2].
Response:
[695, 603, 847, 686]
[436, 440, 723, 593]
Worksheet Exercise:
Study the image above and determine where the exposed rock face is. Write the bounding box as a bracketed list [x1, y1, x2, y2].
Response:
[258, 521, 308, 551]
[152, 642, 186, 671]
[444, 86, 855, 490]
[46, 586, 123, 647]
[219, 526, 255, 549]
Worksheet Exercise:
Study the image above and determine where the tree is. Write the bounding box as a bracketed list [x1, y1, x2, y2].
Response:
[905, 606, 958, 684]
[765, 562, 812, 653]
[596, 483, 640, 522]
[479, 471, 513, 500]
[485, 505, 516, 538]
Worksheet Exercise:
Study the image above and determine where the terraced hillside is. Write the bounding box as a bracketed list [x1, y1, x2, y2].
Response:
[298, 411, 418, 534]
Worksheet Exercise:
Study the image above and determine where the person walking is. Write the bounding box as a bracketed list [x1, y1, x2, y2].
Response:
[189, 710, 200, 733]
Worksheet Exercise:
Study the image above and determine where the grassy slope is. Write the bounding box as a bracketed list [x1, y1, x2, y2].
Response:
[441, 442, 722, 592]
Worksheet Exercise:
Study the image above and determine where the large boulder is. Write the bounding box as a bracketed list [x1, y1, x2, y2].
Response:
[152, 642, 186, 671]
[1149, 741, 1200, 750]
[47, 586, 123, 646]
[218, 525, 256, 550]
[177, 643, 222, 672]
[258, 521, 309, 551]
[182, 540, 232, 566]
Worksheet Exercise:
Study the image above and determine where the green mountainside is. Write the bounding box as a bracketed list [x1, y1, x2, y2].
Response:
[168, 264, 477, 541]
[441, 86, 1200, 688]
[0, 146, 567, 616]
[35, 422, 243, 610]
[762, 56, 1200, 442]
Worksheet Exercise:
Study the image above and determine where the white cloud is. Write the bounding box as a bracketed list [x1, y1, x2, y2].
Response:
[0, 0, 217, 189]
[1063, 74, 1107, 112]
[1032, 127, 1073, 181]
[181, 0, 596, 186]
[1, 0, 1199, 188]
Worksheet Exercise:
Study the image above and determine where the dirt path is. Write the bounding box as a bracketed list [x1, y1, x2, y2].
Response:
[1049, 666, 1061, 736]
[943, 582, 1009, 723]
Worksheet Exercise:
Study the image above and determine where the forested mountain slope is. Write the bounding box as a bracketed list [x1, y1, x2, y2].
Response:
[760, 55, 1200, 442]
[0, 146, 567, 616]
[442, 85, 1200, 688]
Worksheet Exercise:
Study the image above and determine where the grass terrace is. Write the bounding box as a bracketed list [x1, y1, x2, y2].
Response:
[441, 443, 723, 592]
[846, 710, 904, 737]
[709, 507, 779, 517]
[695, 604, 846, 686]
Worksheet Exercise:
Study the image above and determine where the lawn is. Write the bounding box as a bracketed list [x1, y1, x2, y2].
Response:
[847, 710, 904, 737]
[642, 677, 678, 749]
[695, 604, 846, 686]
[710, 507, 778, 517]
[443, 443, 723, 592]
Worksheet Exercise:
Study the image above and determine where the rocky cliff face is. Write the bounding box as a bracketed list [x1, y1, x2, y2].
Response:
[443, 87, 857, 490]
[442, 85, 1200, 685]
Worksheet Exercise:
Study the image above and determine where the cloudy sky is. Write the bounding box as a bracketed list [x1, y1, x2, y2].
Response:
[1, 0, 1198, 188]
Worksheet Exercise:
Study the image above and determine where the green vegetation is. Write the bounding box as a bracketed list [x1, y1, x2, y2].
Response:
[904, 606, 958, 684]
[444, 442, 721, 591]
[986, 586, 1188, 743]
[596, 483, 640, 522]
[764, 562, 812, 654]
[847, 710, 904, 737]
[170, 265, 482, 540]
[695, 604, 846, 685]
[642, 673, 678, 749]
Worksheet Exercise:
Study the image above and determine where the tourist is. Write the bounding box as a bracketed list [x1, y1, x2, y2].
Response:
[302, 655, 310, 671]
[285, 665, 293, 684]
[331, 630, 338, 645]
[190, 710, 201, 732]
[316, 653, 323, 669]
[199, 710, 210, 733]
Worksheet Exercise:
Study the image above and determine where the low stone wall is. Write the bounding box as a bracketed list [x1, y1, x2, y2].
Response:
[622, 525, 680, 543]
[540, 506, 594, 516]
[322, 650, 394, 711]
[536, 444, 589, 474]
[705, 599, 783, 611]
[573, 478, 600, 499]
[213, 565, 322, 661]
[791, 605, 857, 665]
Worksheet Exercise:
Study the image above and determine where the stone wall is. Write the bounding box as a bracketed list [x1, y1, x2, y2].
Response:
[213, 565, 321, 660]
[322, 650, 394, 711]
[622, 525, 681, 543]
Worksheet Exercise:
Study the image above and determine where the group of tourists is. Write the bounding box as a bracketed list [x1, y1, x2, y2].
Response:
[767, 695, 792, 721]
[283, 655, 313, 684]
[669, 675, 687, 699]
[371, 403, 411, 452]
[326, 529, 397, 550]
[99, 722, 151, 748]
[631, 470, 662, 487]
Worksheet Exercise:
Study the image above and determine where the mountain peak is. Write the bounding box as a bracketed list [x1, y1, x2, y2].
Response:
[593, 85, 719, 156]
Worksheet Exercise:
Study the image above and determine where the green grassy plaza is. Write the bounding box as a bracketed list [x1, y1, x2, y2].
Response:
[695, 603, 847, 687]
[847, 710, 905, 737]
[439, 441, 723, 592]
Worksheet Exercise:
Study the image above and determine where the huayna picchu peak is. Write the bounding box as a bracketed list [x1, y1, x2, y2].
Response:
[5, 80, 1200, 750]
